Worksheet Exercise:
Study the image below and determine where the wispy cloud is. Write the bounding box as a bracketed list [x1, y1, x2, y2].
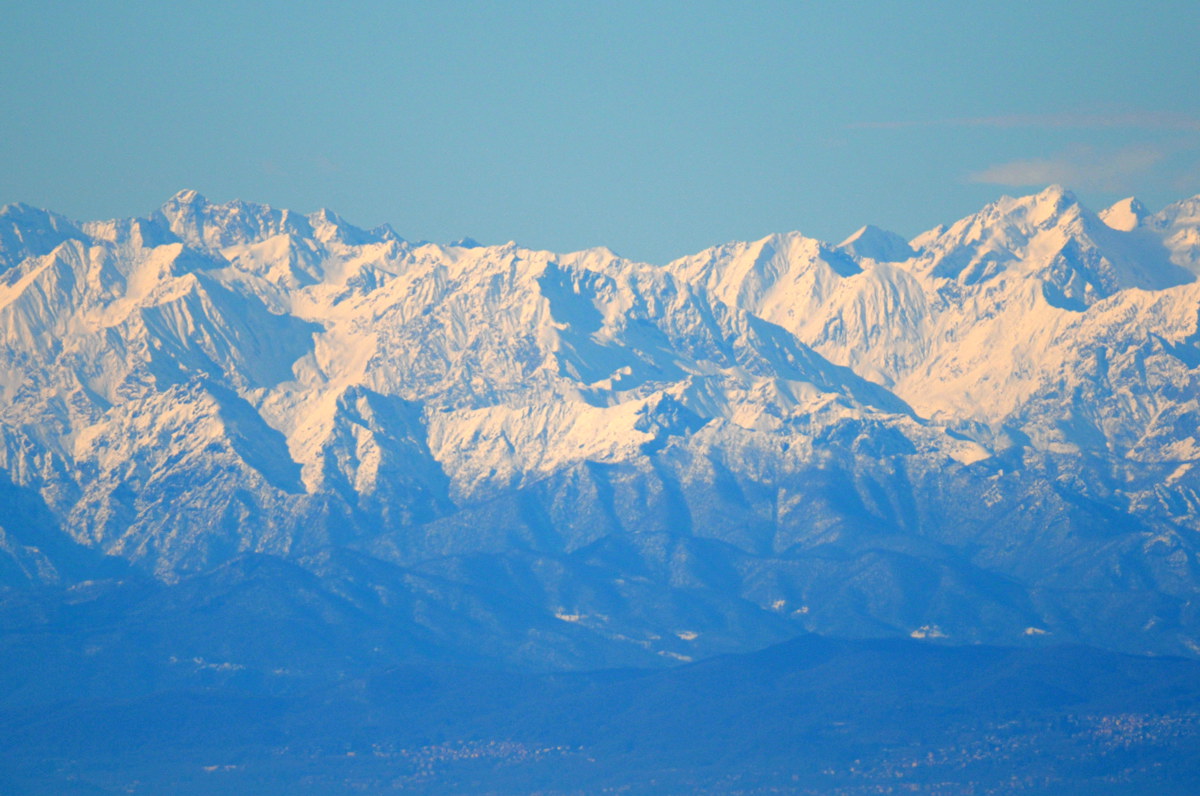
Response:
[314, 155, 342, 175]
[967, 144, 1168, 191]
[853, 112, 1200, 132]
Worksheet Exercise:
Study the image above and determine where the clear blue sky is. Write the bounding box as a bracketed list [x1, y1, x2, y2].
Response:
[3, 1, 1199, 262]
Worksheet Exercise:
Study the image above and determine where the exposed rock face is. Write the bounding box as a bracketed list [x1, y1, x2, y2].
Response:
[1, 186, 1199, 666]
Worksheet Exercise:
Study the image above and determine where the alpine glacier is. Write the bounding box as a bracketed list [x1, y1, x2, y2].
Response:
[2, 185, 1199, 666]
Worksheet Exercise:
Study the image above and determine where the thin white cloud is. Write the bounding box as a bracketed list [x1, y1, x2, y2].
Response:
[853, 112, 1200, 132]
[314, 155, 342, 175]
[969, 157, 1077, 186]
[968, 144, 1168, 191]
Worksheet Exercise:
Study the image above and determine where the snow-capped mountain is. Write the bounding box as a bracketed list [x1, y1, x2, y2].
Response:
[1, 187, 1198, 666]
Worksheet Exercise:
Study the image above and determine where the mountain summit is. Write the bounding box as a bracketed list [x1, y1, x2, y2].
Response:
[837, 224, 915, 262]
[1100, 196, 1151, 230]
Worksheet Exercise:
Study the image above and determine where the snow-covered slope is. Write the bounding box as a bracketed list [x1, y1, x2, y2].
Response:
[672, 187, 1200, 449]
[2, 187, 1199, 665]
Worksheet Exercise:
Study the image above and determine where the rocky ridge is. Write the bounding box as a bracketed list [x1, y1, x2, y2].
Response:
[1, 186, 1198, 666]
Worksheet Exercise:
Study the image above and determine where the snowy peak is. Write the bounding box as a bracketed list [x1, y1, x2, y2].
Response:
[0, 202, 86, 271]
[909, 185, 1080, 247]
[169, 188, 204, 205]
[152, 194, 403, 294]
[1021, 184, 1079, 226]
[157, 191, 317, 251]
[838, 224, 915, 262]
[307, 208, 380, 247]
[909, 185, 1194, 304]
[914, 185, 1085, 280]
[80, 215, 179, 249]
[1155, 195, 1200, 230]
[157, 188, 210, 231]
[667, 231, 862, 316]
[1100, 196, 1150, 231]
[1150, 195, 1200, 274]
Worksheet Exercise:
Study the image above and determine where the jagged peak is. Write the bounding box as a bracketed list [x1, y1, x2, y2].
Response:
[80, 215, 179, 248]
[998, 185, 1082, 229]
[160, 191, 283, 222]
[165, 189, 208, 208]
[1151, 194, 1200, 229]
[921, 186, 1088, 249]
[908, 223, 945, 251]
[839, 224, 880, 245]
[370, 223, 403, 242]
[309, 207, 342, 225]
[156, 193, 316, 251]
[1099, 197, 1150, 231]
[0, 202, 86, 268]
[1035, 183, 1075, 202]
[0, 201, 77, 227]
[308, 207, 381, 246]
[837, 224, 915, 262]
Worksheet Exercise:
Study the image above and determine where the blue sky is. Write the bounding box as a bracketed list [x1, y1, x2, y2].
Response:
[3, 1, 1199, 262]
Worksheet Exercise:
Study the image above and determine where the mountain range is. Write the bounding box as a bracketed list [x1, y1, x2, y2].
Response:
[1, 185, 1199, 670]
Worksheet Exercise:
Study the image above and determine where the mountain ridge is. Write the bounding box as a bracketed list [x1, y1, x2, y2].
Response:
[0, 186, 1198, 666]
